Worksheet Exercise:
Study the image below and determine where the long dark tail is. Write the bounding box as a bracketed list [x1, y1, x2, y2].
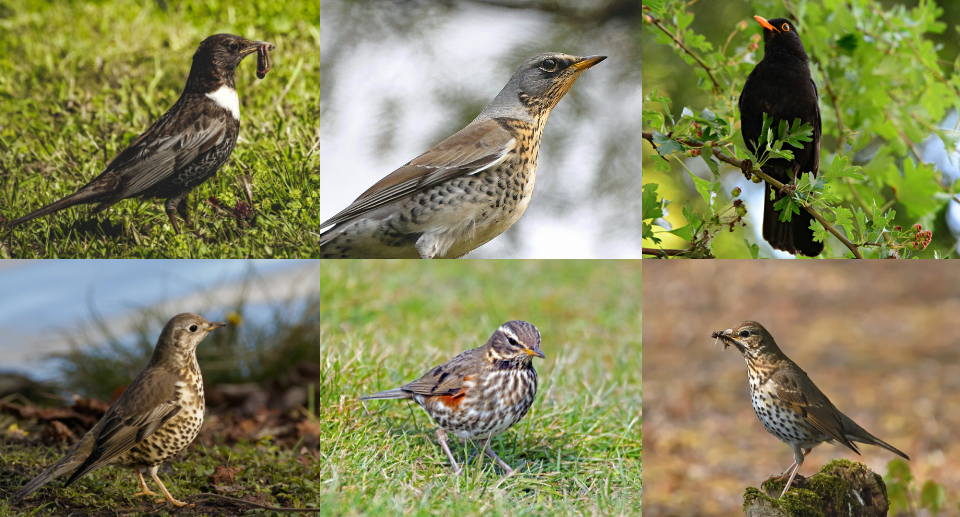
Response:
[359, 388, 411, 401]
[7, 189, 100, 228]
[842, 414, 910, 461]
[762, 182, 824, 257]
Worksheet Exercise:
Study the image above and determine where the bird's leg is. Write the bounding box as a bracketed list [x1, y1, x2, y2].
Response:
[482, 440, 515, 476]
[164, 199, 182, 235]
[131, 469, 159, 498]
[176, 197, 192, 228]
[436, 428, 462, 476]
[778, 447, 808, 498]
[150, 470, 194, 508]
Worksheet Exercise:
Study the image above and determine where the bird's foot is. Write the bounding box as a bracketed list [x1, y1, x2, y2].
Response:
[778, 182, 797, 197]
[155, 497, 194, 508]
[740, 159, 754, 180]
[132, 489, 160, 498]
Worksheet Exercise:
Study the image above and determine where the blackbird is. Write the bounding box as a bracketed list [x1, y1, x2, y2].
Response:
[7, 34, 274, 235]
[739, 16, 823, 257]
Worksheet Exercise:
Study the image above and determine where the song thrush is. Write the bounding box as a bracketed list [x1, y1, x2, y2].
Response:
[360, 321, 544, 475]
[8, 35, 274, 234]
[316, 52, 605, 258]
[12, 314, 225, 507]
[739, 16, 823, 256]
[712, 321, 908, 498]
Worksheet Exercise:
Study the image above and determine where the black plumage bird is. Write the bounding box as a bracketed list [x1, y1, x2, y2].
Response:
[8, 34, 274, 234]
[739, 16, 823, 257]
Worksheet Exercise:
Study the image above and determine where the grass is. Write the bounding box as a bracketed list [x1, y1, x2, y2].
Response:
[0, 260, 642, 516]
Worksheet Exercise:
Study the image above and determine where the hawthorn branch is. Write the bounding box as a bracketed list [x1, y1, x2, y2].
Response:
[642, 131, 865, 259]
[643, 11, 721, 93]
[642, 247, 707, 258]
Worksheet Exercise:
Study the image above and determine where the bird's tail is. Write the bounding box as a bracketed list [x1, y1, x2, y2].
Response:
[762, 182, 824, 257]
[7, 189, 99, 228]
[359, 388, 411, 401]
[11, 434, 94, 505]
[842, 414, 910, 461]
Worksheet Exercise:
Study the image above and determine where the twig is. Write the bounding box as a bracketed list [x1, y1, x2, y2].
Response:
[642, 247, 701, 258]
[645, 13, 721, 93]
[643, 131, 865, 258]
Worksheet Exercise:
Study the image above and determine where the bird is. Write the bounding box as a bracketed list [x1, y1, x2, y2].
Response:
[360, 321, 544, 475]
[739, 16, 823, 256]
[712, 321, 909, 498]
[7, 34, 275, 235]
[11, 313, 225, 508]
[315, 52, 606, 258]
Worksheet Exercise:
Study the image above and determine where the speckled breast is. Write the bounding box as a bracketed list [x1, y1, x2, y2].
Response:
[420, 367, 538, 441]
[114, 371, 205, 469]
[749, 381, 828, 448]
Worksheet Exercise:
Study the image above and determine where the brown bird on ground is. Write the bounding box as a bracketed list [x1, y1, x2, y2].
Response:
[712, 321, 909, 498]
[7, 35, 274, 234]
[316, 52, 605, 258]
[11, 314, 225, 507]
[360, 321, 544, 475]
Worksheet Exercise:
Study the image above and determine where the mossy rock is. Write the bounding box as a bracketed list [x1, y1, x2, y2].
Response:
[742, 460, 889, 517]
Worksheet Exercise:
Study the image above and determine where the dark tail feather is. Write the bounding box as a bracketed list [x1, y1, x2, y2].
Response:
[359, 388, 410, 401]
[762, 183, 824, 257]
[10, 459, 83, 505]
[842, 414, 910, 461]
[7, 189, 98, 228]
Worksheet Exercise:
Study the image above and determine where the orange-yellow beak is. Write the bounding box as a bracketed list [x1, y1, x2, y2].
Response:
[572, 55, 607, 71]
[754, 16, 779, 33]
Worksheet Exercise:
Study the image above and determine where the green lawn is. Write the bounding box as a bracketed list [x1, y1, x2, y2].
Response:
[0, 261, 642, 516]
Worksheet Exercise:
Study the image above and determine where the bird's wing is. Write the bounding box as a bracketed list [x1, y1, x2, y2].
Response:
[771, 367, 860, 454]
[400, 348, 482, 397]
[318, 118, 517, 229]
[64, 367, 184, 484]
[94, 102, 231, 199]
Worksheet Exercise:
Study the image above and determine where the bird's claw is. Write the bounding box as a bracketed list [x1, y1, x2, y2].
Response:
[133, 489, 160, 498]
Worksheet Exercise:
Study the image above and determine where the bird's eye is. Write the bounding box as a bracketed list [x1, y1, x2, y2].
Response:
[739, 330, 750, 338]
[189, 325, 198, 332]
[507, 336, 520, 347]
[229, 42, 239, 52]
[782, 23, 790, 32]
[540, 58, 558, 72]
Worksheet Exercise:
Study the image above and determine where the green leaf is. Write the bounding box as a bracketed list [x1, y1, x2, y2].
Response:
[642, 183, 665, 221]
[668, 225, 694, 241]
[687, 171, 713, 205]
[919, 480, 946, 513]
[833, 206, 855, 239]
[822, 155, 865, 180]
[652, 131, 685, 157]
[701, 142, 719, 176]
[773, 195, 800, 223]
[641, 0, 665, 14]
[744, 239, 760, 259]
[811, 219, 830, 244]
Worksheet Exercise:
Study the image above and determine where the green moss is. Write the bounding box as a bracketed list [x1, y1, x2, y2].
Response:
[742, 486, 826, 517]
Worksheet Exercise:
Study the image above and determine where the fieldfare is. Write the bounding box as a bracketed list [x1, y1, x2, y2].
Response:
[316, 52, 605, 258]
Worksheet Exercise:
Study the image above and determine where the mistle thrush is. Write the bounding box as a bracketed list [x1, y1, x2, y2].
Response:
[12, 313, 225, 507]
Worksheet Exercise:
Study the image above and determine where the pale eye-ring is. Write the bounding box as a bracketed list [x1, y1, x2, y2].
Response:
[540, 58, 558, 72]
[229, 42, 239, 52]
[739, 330, 750, 338]
[782, 23, 790, 32]
[189, 325, 198, 332]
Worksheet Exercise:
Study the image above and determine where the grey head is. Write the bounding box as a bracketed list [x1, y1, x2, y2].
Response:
[478, 52, 607, 121]
[150, 313, 225, 369]
[484, 320, 545, 366]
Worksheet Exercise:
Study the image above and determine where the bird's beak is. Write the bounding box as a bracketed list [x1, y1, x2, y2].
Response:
[208, 322, 227, 331]
[572, 55, 607, 71]
[713, 329, 745, 352]
[526, 345, 546, 359]
[754, 16, 780, 33]
[242, 41, 275, 55]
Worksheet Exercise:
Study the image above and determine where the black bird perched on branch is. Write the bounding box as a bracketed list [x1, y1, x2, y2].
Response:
[739, 16, 823, 257]
[7, 34, 274, 235]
